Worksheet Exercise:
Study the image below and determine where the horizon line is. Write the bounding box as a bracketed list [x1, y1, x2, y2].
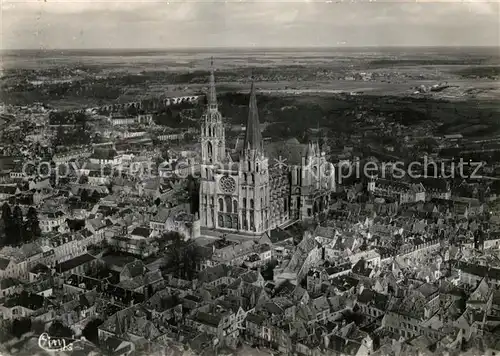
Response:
[2, 45, 500, 52]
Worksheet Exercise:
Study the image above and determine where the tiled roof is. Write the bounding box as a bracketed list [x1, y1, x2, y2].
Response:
[91, 148, 118, 160]
[195, 311, 222, 327]
[264, 140, 308, 166]
[131, 226, 150, 238]
[57, 253, 95, 273]
[4, 291, 44, 310]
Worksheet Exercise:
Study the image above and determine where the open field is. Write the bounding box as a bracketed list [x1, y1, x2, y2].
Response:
[1, 47, 499, 135]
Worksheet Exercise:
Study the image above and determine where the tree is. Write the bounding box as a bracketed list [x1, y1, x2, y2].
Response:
[52, 125, 65, 148]
[161, 146, 170, 161]
[80, 189, 89, 202]
[126, 104, 138, 117]
[138, 241, 147, 257]
[0, 320, 13, 343]
[1, 204, 12, 246]
[79, 175, 89, 184]
[25, 207, 41, 242]
[31, 319, 46, 335]
[162, 232, 203, 280]
[162, 231, 184, 268]
[1, 203, 12, 225]
[169, 180, 189, 204]
[11, 206, 23, 244]
[12, 318, 31, 339]
[48, 321, 73, 339]
[181, 243, 203, 280]
[82, 319, 103, 345]
[90, 190, 101, 203]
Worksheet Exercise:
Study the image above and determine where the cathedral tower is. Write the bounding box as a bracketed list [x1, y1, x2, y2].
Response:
[200, 59, 226, 228]
[239, 80, 270, 234]
[200, 59, 225, 164]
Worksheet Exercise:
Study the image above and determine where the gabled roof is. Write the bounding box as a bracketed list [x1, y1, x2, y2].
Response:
[122, 260, 148, 278]
[195, 311, 222, 327]
[357, 288, 390, 310]
[0, 257, 11, 270]
[131, 226, 150, 238]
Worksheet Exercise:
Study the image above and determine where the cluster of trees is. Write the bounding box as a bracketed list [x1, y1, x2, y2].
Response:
[1, 204, 41, 247]
[82, 319, 103, 345]
[160, 231, 203, 280]
[259, 260, 277, 281]
[11, 318, 33, 339]
[49, 111, 87, 126]
[41, 81, 122, 101]
[79, 189, 103, 204]
[1, 318, 63, 340]
[48, 321, 73, 338]
[53, 125, 91, 148]
[51, 112, 91, 148]
[153, 103, 202, 128]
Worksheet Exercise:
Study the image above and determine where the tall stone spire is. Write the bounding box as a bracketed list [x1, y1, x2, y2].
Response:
[244, 78, 263, 152]
[208, 57, 217, 111]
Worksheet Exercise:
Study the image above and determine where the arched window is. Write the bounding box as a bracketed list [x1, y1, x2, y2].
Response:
[243, 219, 248, 230]
[243, 173, 247, 182]
[243, 198, 247, 209]
[250, 199, 254, 209]
[250, 214, 254, 229]
[218, 198, 224, 211]
[218, 215, 224, 228]
[207, 142, 213, 158]
[256, 163, 259, 172]
[250, 174, 254, 184]
[225, 196, 232, 213]
[211, 197, 215, 206]
[261, 198, 263, 208]
[226, 216, 232, 228]
[232, 217, 238, 229]
[233, 200, 238, 212]
[248, 161, 251, 172]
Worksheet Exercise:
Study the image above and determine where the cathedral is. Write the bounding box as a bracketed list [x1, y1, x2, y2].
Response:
[199, 63, 336, 236]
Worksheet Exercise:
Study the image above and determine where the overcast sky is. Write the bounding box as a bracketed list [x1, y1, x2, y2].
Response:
[1, 0, 499, 49]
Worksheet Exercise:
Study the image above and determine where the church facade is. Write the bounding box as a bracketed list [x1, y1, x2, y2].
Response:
[199, 65, 335, 236]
